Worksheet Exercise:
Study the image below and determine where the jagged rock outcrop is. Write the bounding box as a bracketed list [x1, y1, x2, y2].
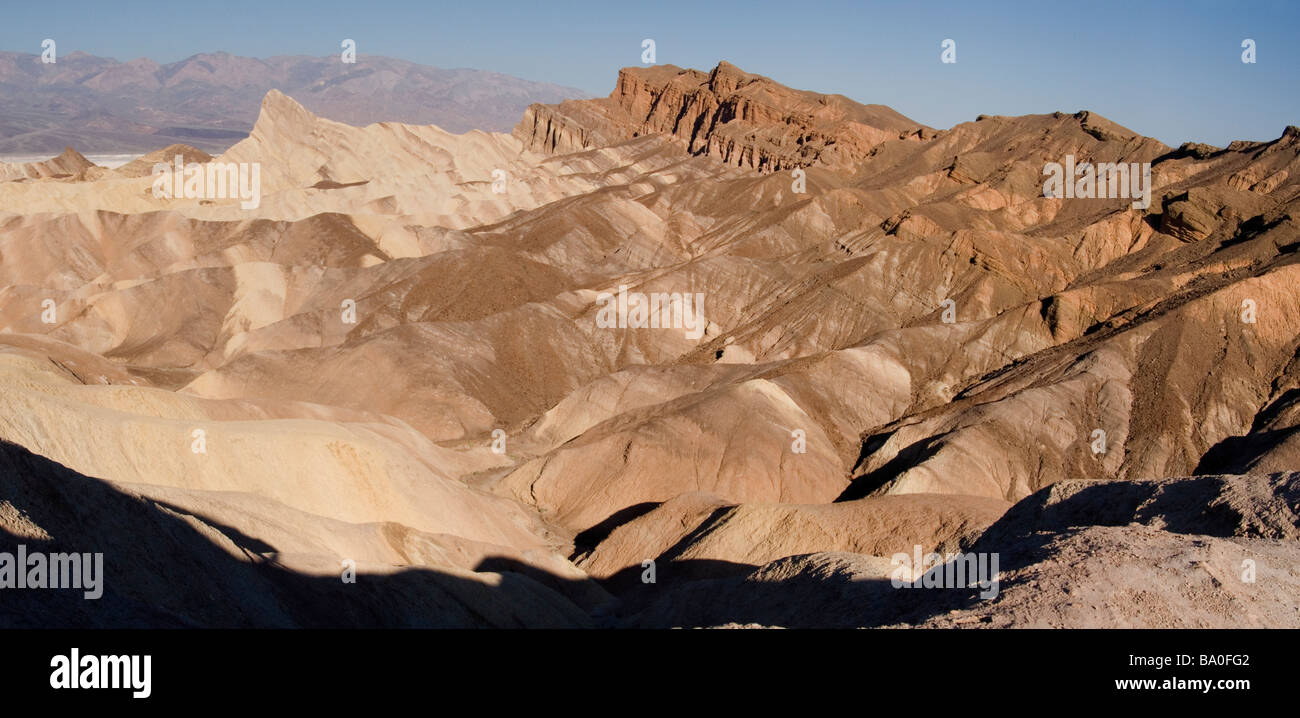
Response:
[516, 61, 931, 171]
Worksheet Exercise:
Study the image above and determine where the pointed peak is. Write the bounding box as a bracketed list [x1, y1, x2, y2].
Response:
[260, 88, 306, 112]
[56, 146, 91, 164]
[47, 147, 96, 173]
[706, 60, 756, 94]
[710, 60, 745, 75]
[252, 89, 317, 134]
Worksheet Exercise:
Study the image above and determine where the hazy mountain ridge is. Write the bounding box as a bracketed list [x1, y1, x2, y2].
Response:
[0, 50, 589, 153]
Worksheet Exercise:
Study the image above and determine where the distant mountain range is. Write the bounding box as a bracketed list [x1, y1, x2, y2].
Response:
[0, 50, 588, 153]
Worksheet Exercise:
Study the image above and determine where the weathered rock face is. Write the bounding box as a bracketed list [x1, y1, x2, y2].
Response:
[516, 61, 931, 171]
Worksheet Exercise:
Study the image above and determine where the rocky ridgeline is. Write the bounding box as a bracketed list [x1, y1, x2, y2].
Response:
[516, 61, 932, 171]
[0, 147, 96, 182]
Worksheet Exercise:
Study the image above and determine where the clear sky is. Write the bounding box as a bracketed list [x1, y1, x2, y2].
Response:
[3, 0, 1296, 146]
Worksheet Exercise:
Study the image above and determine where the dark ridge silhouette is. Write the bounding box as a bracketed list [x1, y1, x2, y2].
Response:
[0, 438, 974, 629]
[5, 438, 1298, 628]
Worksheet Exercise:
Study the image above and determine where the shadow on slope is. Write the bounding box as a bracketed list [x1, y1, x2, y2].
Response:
[1196, 388, 1300, 474]
[0, 440, 592, 628]
[623, 473, 1300, 628]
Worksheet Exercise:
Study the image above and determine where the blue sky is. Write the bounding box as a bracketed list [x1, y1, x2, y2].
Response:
[3, 0, 1296, 146]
